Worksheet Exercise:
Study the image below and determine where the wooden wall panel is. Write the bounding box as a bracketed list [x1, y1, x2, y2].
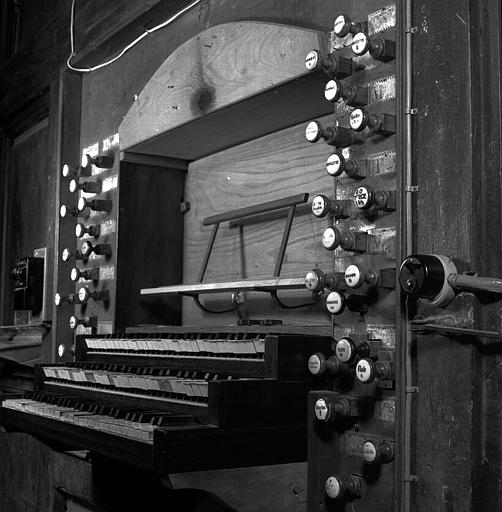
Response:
[182, 114, 335, 325]
[0, 432, 94, 512]
[410, 1, 496, 510]
[10, 121, 51, 260]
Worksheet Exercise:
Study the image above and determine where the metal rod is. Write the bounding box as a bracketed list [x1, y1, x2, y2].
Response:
[273, 205, 296, 277]
[403, 0, 414, 510]
[197, 223, 219, 283]
[229, 202, 311, 228]
[202, 193, 308, 226]
[448, 274, 502, 295]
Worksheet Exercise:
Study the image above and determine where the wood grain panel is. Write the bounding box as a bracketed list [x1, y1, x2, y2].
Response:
[412, 2, 476, 511]
[119, 22, 326, 153]
[0, 432, 94, 512]
[182, 112, 336, 325]
[169, 462, 307, 512]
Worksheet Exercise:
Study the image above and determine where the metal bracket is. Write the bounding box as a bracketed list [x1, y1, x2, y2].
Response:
[404, 475, 418, 482]
[409, 322, 502, 340]
[406, 386, 419, 393]
[406, 26, 418, 34]
[405, 185, 419, 193]
[405, 107, 418, 115]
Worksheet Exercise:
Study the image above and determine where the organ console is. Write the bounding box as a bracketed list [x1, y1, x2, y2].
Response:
[1, 4, 404, 511]
[1, 330, 331, 473]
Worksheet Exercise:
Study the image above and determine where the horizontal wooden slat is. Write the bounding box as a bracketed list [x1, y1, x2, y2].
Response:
[141, 277, 308, 296]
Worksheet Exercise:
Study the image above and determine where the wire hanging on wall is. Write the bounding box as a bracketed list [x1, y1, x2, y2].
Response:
[66, 0, 201, 73]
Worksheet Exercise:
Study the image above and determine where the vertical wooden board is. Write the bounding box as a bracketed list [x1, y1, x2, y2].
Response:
[412, 1, 475, 510]
[116, 163, 186, 328]
[468, 1, 502, 509]
[0, 432, 94, 512]
[54, 71, 82, 361]
[169, 462, 308, 512]
[182, 113, 336, 326]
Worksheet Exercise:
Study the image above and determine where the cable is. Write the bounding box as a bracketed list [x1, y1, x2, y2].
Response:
[193, 295, 239, 314]
[67, 0, 202, 73]
[270, 290, 318, 309]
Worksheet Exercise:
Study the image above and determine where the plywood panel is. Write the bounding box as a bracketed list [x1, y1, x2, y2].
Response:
[119, 22, 327, 156]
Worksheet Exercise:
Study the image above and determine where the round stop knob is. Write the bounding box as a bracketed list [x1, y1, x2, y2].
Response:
[81, 153, 114, 169]
[326, 153, 345, 177]
[314, 397, 332, 421]
[349, 108, 369, 132]
[57, 344, 74, 358]
[70, 179, 102, 194]
[78, 286, 109, 303]
[305, 269, 325, 292]
[78, 287, 92, 303]
[61, 248, 86, 262]
[69, 315, 97, 330]
[314, 397, 350, 422]
[75, 223, 100, 238]
[308, 353, 341, 376]
[362, 440, 394, 464]
[71, 267, 99, 282]
[325, 475, 344, 499]
[326, 291, 345, 315]
[62, 164, 71, 178]
[355, 358, 393, 383]
[54, 292, 78, 306]
[333, 14, 352, 37]
[325, 474, 361, 500]
[355, 358, 375, 383]
[353, 185, 375, 209]
[335, 337, 356, 363]
[344, 264, 365, 288]
[77, 197, 112, 213]
[311, 195, 330, 218]
[351, 31, 371, 55]
[322, 226, 341, 251]
[305, 120, 323, 142]
[60, 204, 78, 218]
[324, 79, 343, 103]
[304, 49, 322, 71]
[81, 241, 112, 258]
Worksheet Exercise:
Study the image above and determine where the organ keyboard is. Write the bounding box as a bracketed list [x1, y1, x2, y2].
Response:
[0, 329, 331, 474]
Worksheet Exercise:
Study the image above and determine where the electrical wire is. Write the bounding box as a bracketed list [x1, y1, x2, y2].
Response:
[270, 290, 318, 309]
[67, 0, 201, 73]
[193, 295, 239, 314]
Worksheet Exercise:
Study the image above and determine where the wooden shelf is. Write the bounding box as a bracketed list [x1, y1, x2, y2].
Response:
[119, 22, 331, 160]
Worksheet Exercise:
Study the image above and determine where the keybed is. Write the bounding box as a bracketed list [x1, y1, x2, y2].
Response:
[84, 335, 266, 358]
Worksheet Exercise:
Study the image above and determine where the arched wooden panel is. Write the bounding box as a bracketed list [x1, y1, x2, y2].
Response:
[119, 21, 330, 160]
